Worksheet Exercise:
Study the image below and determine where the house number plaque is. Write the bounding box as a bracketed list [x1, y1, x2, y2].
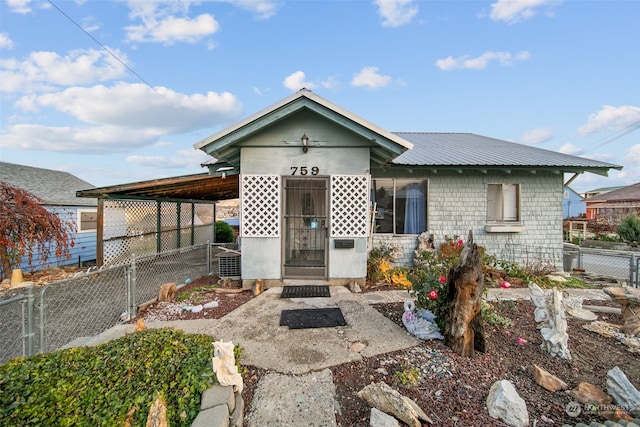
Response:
[290, 166, 319, 176]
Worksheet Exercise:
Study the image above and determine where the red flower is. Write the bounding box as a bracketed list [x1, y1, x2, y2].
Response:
[427, 290, 438, 300]
[457, 239, 464, 247]
[438, 276, 446, 283]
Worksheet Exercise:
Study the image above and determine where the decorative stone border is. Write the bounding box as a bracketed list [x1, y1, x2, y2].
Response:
[191, 385, 244, 427]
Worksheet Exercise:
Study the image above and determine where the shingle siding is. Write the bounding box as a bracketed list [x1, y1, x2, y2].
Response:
[373, 171, 565, 269]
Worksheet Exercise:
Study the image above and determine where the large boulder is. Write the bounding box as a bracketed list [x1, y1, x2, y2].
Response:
[607, 366, 640, 416]
[486, 380, 529, 427]
[357, 382, 433, 427]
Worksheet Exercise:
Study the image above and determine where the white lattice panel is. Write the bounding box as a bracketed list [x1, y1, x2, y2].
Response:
[331, 175, 370, 237]
[242, 175, 280, 237]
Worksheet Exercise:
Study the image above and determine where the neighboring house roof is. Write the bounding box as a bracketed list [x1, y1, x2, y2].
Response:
[583, 186, 625, 198]
[1, 162, 96, 207]
[194, 88, 414, 168]
[584, 182, 640, 203]
[391, 133, 621, 176]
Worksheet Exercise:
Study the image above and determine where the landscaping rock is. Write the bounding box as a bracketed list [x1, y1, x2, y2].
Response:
[486, 380, 529, 427]
[533, 364, 569, 392]
[567, 381, 613, 405]
[607, 366, 640, 416]
[370, 407, 400, 427]
[357, 382, 433, 427]
[145, 394, 168, 427]
[529, 284, 571, 359]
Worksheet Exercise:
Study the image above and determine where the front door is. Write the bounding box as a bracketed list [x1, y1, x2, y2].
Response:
[283, 177, 328, 278]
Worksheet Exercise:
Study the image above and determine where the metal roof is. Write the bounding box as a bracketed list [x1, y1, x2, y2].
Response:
[1, 162, 96, 206]
[585, 181, 640, 202]
[75, 172, 239, 202]
[391, 133, 622, 175]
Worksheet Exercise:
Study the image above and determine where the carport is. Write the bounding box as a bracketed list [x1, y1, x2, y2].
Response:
[76, 173, 239, 266]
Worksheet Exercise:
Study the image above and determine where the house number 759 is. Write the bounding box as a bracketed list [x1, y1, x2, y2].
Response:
[291, 166, 319, 176]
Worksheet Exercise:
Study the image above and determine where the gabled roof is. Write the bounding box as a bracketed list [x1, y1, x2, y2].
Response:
[584, 182, 640, 202]
[1, 162, 96, 206]
[391, 133, 622, 176]
[194, 88, 413, 167]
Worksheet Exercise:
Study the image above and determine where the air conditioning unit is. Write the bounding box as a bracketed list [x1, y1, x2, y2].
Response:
[218, 253, 241, 278]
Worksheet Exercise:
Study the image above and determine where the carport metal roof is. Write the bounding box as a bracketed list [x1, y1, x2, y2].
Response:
[76, 172, 239, 203]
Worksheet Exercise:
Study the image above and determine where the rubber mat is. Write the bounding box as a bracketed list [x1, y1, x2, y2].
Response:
[279, 308, 347, 329]
[280, 285, 330, 298]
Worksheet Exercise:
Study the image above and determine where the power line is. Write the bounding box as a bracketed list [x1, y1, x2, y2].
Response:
[47, 0, 154, 90]
[583, 120, 640, 154]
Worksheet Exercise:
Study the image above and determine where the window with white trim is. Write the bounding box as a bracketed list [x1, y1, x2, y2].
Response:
[487, 183, 520, 223]
[78, 209, 97, 232]
[371, 179, 428, 234]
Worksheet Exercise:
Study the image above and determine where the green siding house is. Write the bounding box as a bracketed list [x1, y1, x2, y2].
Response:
[193, 89, 621, 287]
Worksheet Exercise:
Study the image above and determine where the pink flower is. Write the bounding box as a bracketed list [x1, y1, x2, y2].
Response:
[457, 239, 464, 247]
[427, 290, 438, 300]
[501, 280, 511, 289]
[516, 337, 527, 345]
[504, 330, 511, 336]
[438, 276, 446, 284]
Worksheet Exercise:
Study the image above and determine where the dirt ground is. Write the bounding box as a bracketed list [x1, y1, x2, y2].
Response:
[133, 278, 640, 426]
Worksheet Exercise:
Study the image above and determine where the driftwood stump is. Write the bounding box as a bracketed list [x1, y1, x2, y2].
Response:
[443, 230, 486, 357]
[603, 287, 640, 337]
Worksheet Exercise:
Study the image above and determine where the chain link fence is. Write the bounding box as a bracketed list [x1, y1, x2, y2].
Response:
[0, 242, 237, 365]
[571, 246, 639, 286]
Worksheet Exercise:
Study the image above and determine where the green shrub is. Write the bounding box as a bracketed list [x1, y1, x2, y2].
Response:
[215, 220, 235, 243]
[617, 211, 640, 244]
[0, 329, 221, 426]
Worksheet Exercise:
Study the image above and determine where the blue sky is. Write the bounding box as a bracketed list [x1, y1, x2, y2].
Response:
[1, 0, 639, 194]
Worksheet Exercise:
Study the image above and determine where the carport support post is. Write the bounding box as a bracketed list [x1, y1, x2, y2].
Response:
[128, 254, 137, 320]
[206, 240, 211, 275]
[176, 202, 181, 248]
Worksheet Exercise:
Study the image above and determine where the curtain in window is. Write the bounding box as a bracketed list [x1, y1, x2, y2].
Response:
[404, 182, 425, 234]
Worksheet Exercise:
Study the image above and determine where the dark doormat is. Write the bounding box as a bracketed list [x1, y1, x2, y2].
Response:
[279, 308, 347, 329]
[280, 285, 330, 298]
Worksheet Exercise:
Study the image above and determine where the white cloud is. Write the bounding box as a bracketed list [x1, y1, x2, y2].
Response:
[435, 50, 530, 70]
[0, 33, 14, 49]
[624, 144, 640, 167]
[6, 0, 32, 14]
[81, 16, 101, 33]
[225, 0, 279, 20]
[577, 105, 640, 135]
[17, 82, 242, 133]
[518, 127, 553, 144]
[374, 0, 418, 28]
[125, 13, 219, 45]
[351, 66, 392, 89]
[0, 48, 128, 93]
[126, 148, 211, 169]
[283, 71, 318, 92]
[559, 143, 584, 156]
[2, 83, 242, 154]
[1, 124, 163, 153]
[490, 0, 561, 24]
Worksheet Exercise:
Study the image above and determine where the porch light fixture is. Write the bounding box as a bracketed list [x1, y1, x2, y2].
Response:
[216, 165, 234, 179]
[301, 133, 309, 153]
